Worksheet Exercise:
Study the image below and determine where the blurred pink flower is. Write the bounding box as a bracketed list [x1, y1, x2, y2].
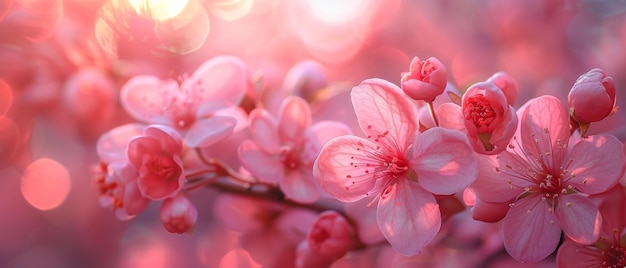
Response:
[472, 95, 625, 263]
[238, 96, 351, 203]
[401, 56, 447, 102]
[314, 78, 478, 256]
[306, 210, 355, 260]
[121, 56, 249, 148]
[127, 124, 185, 200]
[94, 123, 150, 219]
[568, 68, 617, 125]
[160, 194, 197, 234]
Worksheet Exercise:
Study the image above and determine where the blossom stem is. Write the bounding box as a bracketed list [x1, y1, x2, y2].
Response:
[427, 101, 439, 127]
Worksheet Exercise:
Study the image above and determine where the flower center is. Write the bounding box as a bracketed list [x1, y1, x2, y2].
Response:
[463, 94, 496, 131]
[280, 146, 301, 170]
[384, 156, 408, 176]
[172, 109, 196, 130]
[539, 173, 561, 198]
[144, 154, 180, 181]
[602, 245, 626, 268]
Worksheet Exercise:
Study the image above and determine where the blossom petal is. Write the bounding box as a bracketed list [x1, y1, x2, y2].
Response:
[190, 56, 249, 114]
[249, 109, 280, 154]
[556, 240, 598, 268]
[185, 116, 236, 148]
[556, 194, 601, 245]
[238, 140, 284, 183]
[566, 134, 625, 194]
[127, 136, 161, 168]
[472, 151, 534, 203]
[279, 169, 319, 204]
[278, 96, 311, 143]
[502, 196, 561, 263]
[437, 103, 465, 132]
[352, 78, 418, 151]
[519, 95, 569, 171]
[377, 180, 440, 256]
[314, 136, 379, 202]
[120, 76, 172, 123]
[410, 127, 478, 195]
[301, 121, 352, 166]
[143, 125, 182, 154]
[97, 123, 145, 163]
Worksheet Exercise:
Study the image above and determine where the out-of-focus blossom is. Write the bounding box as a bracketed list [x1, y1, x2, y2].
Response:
[568, 68, 617, 131]
[401, 57, 447, 102]
[314, 78, 478, 256]
[0, 0, 64, 44]
[282, 60, 328, 102]
[120, 56, 249, 148]
[159, 194, 197, 234]
[238, 96, 351, 203]
[306, 210, 355, 260]
[472, 95, 625, 263]
[127, 124, 185, 200]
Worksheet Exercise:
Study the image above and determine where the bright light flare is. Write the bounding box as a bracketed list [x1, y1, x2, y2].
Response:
[305, 0, 367, 25]
[128, 0, 189, 21]
[21, 158, 71, 211]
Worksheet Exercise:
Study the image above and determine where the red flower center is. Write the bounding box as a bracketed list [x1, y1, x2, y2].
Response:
[145, 154, 180, 181]
[464, 94, 496, 131]
[602, 244, 626, 268]
[280, 146, 301, 170]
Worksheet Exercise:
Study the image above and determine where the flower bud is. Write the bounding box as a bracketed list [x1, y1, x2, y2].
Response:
[307, 211, 355, 261]
[487, 71, 518, 106]
[160, 194, 198, 234]
[568, 68, 616, 124]
[401, 57, 447, 102]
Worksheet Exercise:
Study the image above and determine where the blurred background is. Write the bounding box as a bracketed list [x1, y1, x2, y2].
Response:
[1, 0, 625, 267]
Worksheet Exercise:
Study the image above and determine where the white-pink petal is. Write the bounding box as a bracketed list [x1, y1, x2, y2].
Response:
[120, 76, 172, 123]
[502, 196, 561, 263]
[238, 140, 284, 183]
[556, 194, 601, 245]
[279, 169, 319, 204]
[471, 153, 523, 203]
[566, 134, 625, 195]
[351, 78, 418, 152]
[301, 121, 352, 166]
[97, 123, 145, 163]
[185, 116, 236, 148]
[377, 179, 440, 256]
[278, 96, 311, 143]
[314, 136, 379, 202]
[189, 56, 249, 110]
[143, 124, 182, 154]
[249, 109, 281, 154]
[410, 127, 478, 195]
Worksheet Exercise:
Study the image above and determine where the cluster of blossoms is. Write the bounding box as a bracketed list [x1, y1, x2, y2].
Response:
[93, 54, 625, 267]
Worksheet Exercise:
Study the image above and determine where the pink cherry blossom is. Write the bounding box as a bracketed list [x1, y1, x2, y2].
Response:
[401, 56, 447, 102]
[121, 56, 249, 148]
[472, 95, 625, 263]
[94, 123, 151, 219]
[568, 68, 617, 124]
[438, 80, 518, 155]
[314, 78, 478, 256]
[160, 194, 198, 234]
[306, 210, 355, 260]
[127, 124, 185, 200]
[238, 96, 351, 203]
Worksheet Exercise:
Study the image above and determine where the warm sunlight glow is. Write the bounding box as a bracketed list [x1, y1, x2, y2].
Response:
[305, 0, 366, 25]
[128, 0, 189, 21]
[21, 158, 71, 211]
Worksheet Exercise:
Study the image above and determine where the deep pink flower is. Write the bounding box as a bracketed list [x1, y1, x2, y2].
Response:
[127, 124, 185, 200]
[568, 68, 617, 124]
[314, 78, 478, 256]
[160, 194, 198, 234]
[94, 123, 151, 219]
[401, 57, 447, 102]
[306, 210, 355, 260]
[238, 96, 351, 203]
[121, 56, 249, 148]
[472, 95, 625, 263]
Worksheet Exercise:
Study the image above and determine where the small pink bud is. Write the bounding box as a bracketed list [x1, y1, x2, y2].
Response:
[568, 68, 617, 124]
[306, 211, 355, 261]
[401, 57, 447, 102]
[160, 194, 198, 234]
